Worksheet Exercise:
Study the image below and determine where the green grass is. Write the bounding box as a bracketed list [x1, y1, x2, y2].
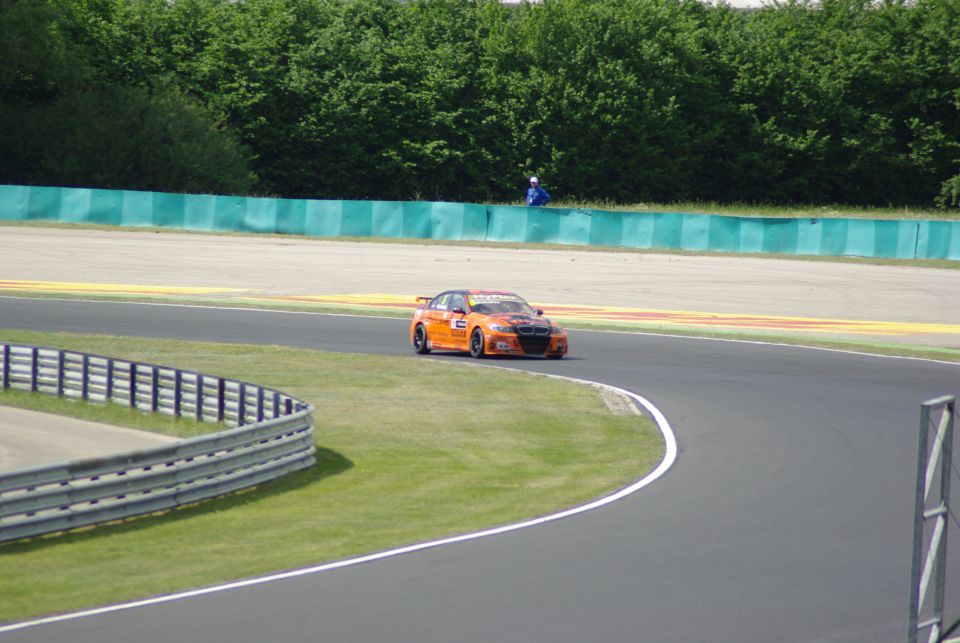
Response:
[545, 199, 960, 220]
[0, 329, 662, 624]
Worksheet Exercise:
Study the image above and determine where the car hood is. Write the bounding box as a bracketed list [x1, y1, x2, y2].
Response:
[486, 313, 552, 327]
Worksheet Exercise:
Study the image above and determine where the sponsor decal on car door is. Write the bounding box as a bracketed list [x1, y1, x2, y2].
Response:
[449, 315, 468, 349]
[448, 293, 469, 350]
[428, 293, 452, 347]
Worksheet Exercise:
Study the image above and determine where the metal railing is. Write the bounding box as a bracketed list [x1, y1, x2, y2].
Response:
[0, 342, 315, 543]
[909, 395, 958, 643]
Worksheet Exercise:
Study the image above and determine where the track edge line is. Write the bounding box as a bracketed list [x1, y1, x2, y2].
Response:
[0, 375, 677, 634]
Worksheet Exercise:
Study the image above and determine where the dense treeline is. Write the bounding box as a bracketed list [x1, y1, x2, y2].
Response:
[1, 0, 958, 207]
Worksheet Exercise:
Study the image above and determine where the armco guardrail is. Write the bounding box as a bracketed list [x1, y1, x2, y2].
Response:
[2, 184, 958, 260]
[0, 343, 315, 543]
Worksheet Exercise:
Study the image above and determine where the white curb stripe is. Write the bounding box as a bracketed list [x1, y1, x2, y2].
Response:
[0, 377, 677, 634]
[4, 297, 952, 634]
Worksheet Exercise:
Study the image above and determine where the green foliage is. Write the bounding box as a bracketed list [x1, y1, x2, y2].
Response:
[0, 0, 87, 101]
[938, 174, 960, 208]
[31, 80, 256, 194]
[0, 0, 256, 194]
[716, 0, 960, 205]
[482, 0, 717, 201]
[0, 77, 256, 194]
[0, 0, 958, 207]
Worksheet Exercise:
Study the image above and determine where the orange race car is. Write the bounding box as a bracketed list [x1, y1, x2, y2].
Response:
[410, 289, 568, 359]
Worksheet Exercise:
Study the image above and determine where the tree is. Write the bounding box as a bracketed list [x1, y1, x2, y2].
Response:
[0, 0, 255, 194]
[32, 81, 256, 194]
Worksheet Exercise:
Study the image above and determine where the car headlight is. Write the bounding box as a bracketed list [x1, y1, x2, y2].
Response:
[488, 323, 515, 333]
[551, 326, 565, 335]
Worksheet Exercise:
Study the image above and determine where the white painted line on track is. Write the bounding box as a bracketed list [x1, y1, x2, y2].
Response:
[0, 295, 955, 632]
[0, 295, 404, 321]
[3, 294, 958, 367]
[588, 327, 960, 368]
[0, 372, 677, 635]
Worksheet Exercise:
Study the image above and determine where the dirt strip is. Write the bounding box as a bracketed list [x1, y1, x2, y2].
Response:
[0, 407, 176, 472]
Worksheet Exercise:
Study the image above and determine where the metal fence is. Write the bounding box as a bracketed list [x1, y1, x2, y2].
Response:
[909, 395, 958, 643]
[0, 342, 315, 543]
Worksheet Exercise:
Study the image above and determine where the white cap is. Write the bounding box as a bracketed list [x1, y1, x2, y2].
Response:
[530, 176, 539, 183]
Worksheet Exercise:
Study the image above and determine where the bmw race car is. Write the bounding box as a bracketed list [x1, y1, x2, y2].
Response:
[410, 290, 568, 359]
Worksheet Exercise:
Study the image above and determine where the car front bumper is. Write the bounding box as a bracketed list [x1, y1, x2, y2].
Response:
[484, 332, 568, 357]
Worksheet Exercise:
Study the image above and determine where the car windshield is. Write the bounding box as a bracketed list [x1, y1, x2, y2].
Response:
[469, 297, 535, 315]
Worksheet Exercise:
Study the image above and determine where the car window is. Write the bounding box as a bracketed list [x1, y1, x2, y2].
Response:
[429, 293, 451, 311]
[449, 293, 466, 312]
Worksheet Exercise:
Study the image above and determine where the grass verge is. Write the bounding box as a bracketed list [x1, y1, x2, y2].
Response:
[8, 198, 956, 223]
[0, 329, 662, 625]
[547, 199, 960, 220]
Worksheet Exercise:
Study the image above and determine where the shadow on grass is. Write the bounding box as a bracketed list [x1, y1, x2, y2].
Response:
[0, 446, 353, 554]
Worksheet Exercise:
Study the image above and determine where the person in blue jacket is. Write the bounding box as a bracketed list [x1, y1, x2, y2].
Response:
[525, 176, 550, 206]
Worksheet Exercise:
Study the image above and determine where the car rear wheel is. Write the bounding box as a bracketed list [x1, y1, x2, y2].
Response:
[413, 324, 430, 354]
[469, 328, 485, 358]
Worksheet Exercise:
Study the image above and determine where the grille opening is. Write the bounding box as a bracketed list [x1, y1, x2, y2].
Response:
[516, 325, 551, 336]
[517, 335, 551, 355]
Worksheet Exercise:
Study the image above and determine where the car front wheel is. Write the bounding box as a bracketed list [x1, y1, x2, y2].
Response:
[469, 328, 485, 358]
[413, 324, 431, 354]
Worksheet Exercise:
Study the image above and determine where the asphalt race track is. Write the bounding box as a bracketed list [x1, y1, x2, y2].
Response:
[2, 297, 959, 642]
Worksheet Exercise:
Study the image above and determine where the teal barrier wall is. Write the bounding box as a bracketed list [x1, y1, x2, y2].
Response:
[0, 185, 489, 242]
[485, 203, 959, 260]
[1, 185, 957, 260]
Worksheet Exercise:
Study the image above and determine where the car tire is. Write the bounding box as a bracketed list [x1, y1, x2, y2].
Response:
[469, 328, 486, 359]
[546, 354, 564, 360]
[413, 324, 431, 354]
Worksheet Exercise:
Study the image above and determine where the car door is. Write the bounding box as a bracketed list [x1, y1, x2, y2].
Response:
[425, 292, 452, 348]
[447, 293, 469, 350]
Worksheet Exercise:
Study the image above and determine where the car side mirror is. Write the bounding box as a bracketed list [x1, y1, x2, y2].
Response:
[536, 309, 544, 316]
[452, 307, 466, 315]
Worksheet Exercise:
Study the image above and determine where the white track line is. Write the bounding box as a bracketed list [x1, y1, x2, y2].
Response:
[2, 296, 955, 633]
[3, 294, 958, 366]
[0, 376, 677, 634]
[589, 327, 960, 367]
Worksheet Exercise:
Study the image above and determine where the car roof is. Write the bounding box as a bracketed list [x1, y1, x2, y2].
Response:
[466, 289, 517, 296]
[431, 289, 519, 297]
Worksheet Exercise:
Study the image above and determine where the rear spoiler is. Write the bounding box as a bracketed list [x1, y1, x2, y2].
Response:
[416, 296, 432, 307]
